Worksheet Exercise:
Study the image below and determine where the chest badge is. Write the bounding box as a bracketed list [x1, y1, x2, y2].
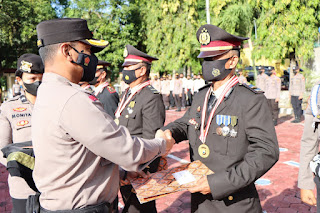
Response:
[13, 107, 27, 112]
[198, 144, 210, 158]
[128, 101, 135, 108]
[17, 120, 29, 127]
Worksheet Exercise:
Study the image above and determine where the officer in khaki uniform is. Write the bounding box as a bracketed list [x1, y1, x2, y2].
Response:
[32, 18, 173, 212]
[265, 68, 281, 125]
[116, 44, 165, 213]
[256, 67, 268, 92]
[173, 73, 183, 111]
[160, 24, 279, 213]
[237, 69, 247, 84]
[90, 60, 119, 118]
[289, 66, 305, 123]
[298, 81, 320, 209]
[0, 53, 44, 212]
[160, 75, 171, 110]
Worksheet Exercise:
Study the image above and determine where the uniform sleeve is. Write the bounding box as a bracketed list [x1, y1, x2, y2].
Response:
[207, 94, 279, 199]
[298, 112, 319, 189]
[142, 94, 165, 139]
[0, 108, 12, 166]
[163, 108, 190, 143]
[59, 92, 166, 172]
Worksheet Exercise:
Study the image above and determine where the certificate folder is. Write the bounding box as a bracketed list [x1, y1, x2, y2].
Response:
[130, 160, 214, 203]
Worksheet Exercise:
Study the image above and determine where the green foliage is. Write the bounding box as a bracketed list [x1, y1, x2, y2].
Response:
[0, 0, 57, 70]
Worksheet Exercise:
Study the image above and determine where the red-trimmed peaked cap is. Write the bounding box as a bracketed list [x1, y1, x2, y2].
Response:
[122, 45, 158, 67]
[196, 24, 249, 58]
[97, 60, 111, 70]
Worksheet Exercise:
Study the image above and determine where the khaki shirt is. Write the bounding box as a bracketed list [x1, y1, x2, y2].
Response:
[256, 73, 268, 92]
[289, 73, 305, 97]
[32, 73, 166, 210]
[0, 95, 36, 199]
[265, 75, 281, 100]
[173, 79, 183, 95]
[151, 79, 161, 92]
[160, 80, 170, 95]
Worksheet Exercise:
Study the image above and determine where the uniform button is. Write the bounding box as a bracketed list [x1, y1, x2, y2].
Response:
[125, 115, 129, 118]
[228, 195, 233, 201]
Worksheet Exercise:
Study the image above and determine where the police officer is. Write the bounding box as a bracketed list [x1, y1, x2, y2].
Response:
[0, 53, 44, 213]
[32, 18, 174, 212]
[298, 81, 320, 209]
[116, 44, 165, 213]
[290, 66, 305, 123]
[237, 69, 247, 84]
[256, 67, 268, 92]
[265, 68, 281, 125]
[180, 73, 187, 109]
[185, 74, 194, 106]
[90, 60, 119, 119]
[159, 24, 279, 213]
[169, 74, 175, 108]
[161, 75, 171, 110]
[151, 75, 161, 92]
[173, 73, 183, 111]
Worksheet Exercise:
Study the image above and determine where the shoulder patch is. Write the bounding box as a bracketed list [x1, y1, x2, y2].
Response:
[239, 83, 264, 94]
[107, 86, 116, 94]
[147, 85, 159, 94]
[198, 84, 211, 91]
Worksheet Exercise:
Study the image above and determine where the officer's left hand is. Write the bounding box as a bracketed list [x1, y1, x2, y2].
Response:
[275, 98, 279, 103]
[188, 176, 211, 195]
[298, 95, 303, 100]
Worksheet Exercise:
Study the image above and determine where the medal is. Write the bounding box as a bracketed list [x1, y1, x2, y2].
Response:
[114, 118, 119, 125]
[222, 126, 230, 136]
[198, 144, 210, 158]
[230, 129, 237, 137]
[216, 127, 223, 135]
[128, 108, 133, 114]
[222, 115, 231, 136]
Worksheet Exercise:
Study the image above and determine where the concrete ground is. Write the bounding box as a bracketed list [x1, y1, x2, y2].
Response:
[0, 109, 317, 213]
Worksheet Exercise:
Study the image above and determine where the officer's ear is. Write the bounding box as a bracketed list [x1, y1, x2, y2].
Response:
[16, 76, 23, 86]
[226, 55, 239, 69]
[60, 43, 74, 62]
[139, 65, 147, 77]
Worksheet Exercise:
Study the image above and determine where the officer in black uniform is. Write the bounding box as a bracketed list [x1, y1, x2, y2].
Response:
[116, 45, 165, 213]
[161, 25, 279, 213]
[90, 60, 119, 118]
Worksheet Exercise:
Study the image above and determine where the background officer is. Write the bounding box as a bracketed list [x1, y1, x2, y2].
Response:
[33, 18, 173, 212]
[160, 75, 171, 110]
[237, 69, 247, 84]
[265, 68, 281, 125]
[0, 53, 44, 213]
[298, 81, 320, 208]
[117, 44, 165, 213]
[90, 60, 119, 118]
[290, 66, 305, 123]
[159, 24, 279, 213]
[173, 73, 182, 111]
[256, 67, 268, 92]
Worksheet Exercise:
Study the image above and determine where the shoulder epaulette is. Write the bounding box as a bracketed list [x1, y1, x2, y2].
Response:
[239, 83, 264, 94]
[147, 85, 159, 94]
[198, 84, 211, 91]
[106, 86, 116, 94]
[5, 95, 21, 103]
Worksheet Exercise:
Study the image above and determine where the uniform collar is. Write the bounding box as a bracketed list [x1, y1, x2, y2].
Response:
[42, 73, 73, 85]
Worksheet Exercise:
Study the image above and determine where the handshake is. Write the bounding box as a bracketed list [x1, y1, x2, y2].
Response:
[155, 129, 175, 156]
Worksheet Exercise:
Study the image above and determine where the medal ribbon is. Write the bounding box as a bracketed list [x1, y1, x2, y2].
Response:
[199, 75, 239, 143]
[94, 82, 109, 96]
[115, 80, 151, 118]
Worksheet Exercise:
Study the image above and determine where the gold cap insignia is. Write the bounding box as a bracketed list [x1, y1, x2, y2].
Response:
[37, 40, 43, 47]
[20, 60, 32, 72]
[212, 69, 220, 77]
[317, 114, 320, 119]
[125, 75, 129, 80]
[123, 47, 128, 58]
[199, 28, 211, 46]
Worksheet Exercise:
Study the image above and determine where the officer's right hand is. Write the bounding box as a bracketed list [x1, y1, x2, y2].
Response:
[155, 129, 175, 155]
[300, 189, 316, 206]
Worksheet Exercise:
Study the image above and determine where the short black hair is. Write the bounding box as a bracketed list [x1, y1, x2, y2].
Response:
[38, 43, 59, 64]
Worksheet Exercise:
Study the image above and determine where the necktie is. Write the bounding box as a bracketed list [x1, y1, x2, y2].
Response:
[206, 93, 216, 120]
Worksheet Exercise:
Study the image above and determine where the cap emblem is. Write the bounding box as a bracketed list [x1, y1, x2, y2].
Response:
[199, 28, 211, 46]
[84, 57, 90, 66]
[125, 75, 129, 80]
[20, 60, 32, 72]
[212, 69, 220, 77]
[123, 47, 128, 58]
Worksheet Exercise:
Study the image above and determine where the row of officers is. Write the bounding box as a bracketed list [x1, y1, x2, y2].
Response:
[0, 18, 280, 213]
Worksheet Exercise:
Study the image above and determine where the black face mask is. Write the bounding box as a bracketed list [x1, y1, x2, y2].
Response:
[122, 66, 142, 84]
[202, 57, 232, 81]
[69, 46, 98, 82]
[24, 81, 41, 96]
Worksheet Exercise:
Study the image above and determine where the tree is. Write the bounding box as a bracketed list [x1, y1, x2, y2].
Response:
[0, 0, 58, 71]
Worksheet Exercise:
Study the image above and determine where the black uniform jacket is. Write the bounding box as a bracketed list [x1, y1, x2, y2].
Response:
[119, 84, 165, 173]
[164, 83, 279, 213]
[96, 85, 119, 119]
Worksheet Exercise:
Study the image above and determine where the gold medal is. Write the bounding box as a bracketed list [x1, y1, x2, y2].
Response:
[114, 118, 119, 125]
[198, 144, 210, 158]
